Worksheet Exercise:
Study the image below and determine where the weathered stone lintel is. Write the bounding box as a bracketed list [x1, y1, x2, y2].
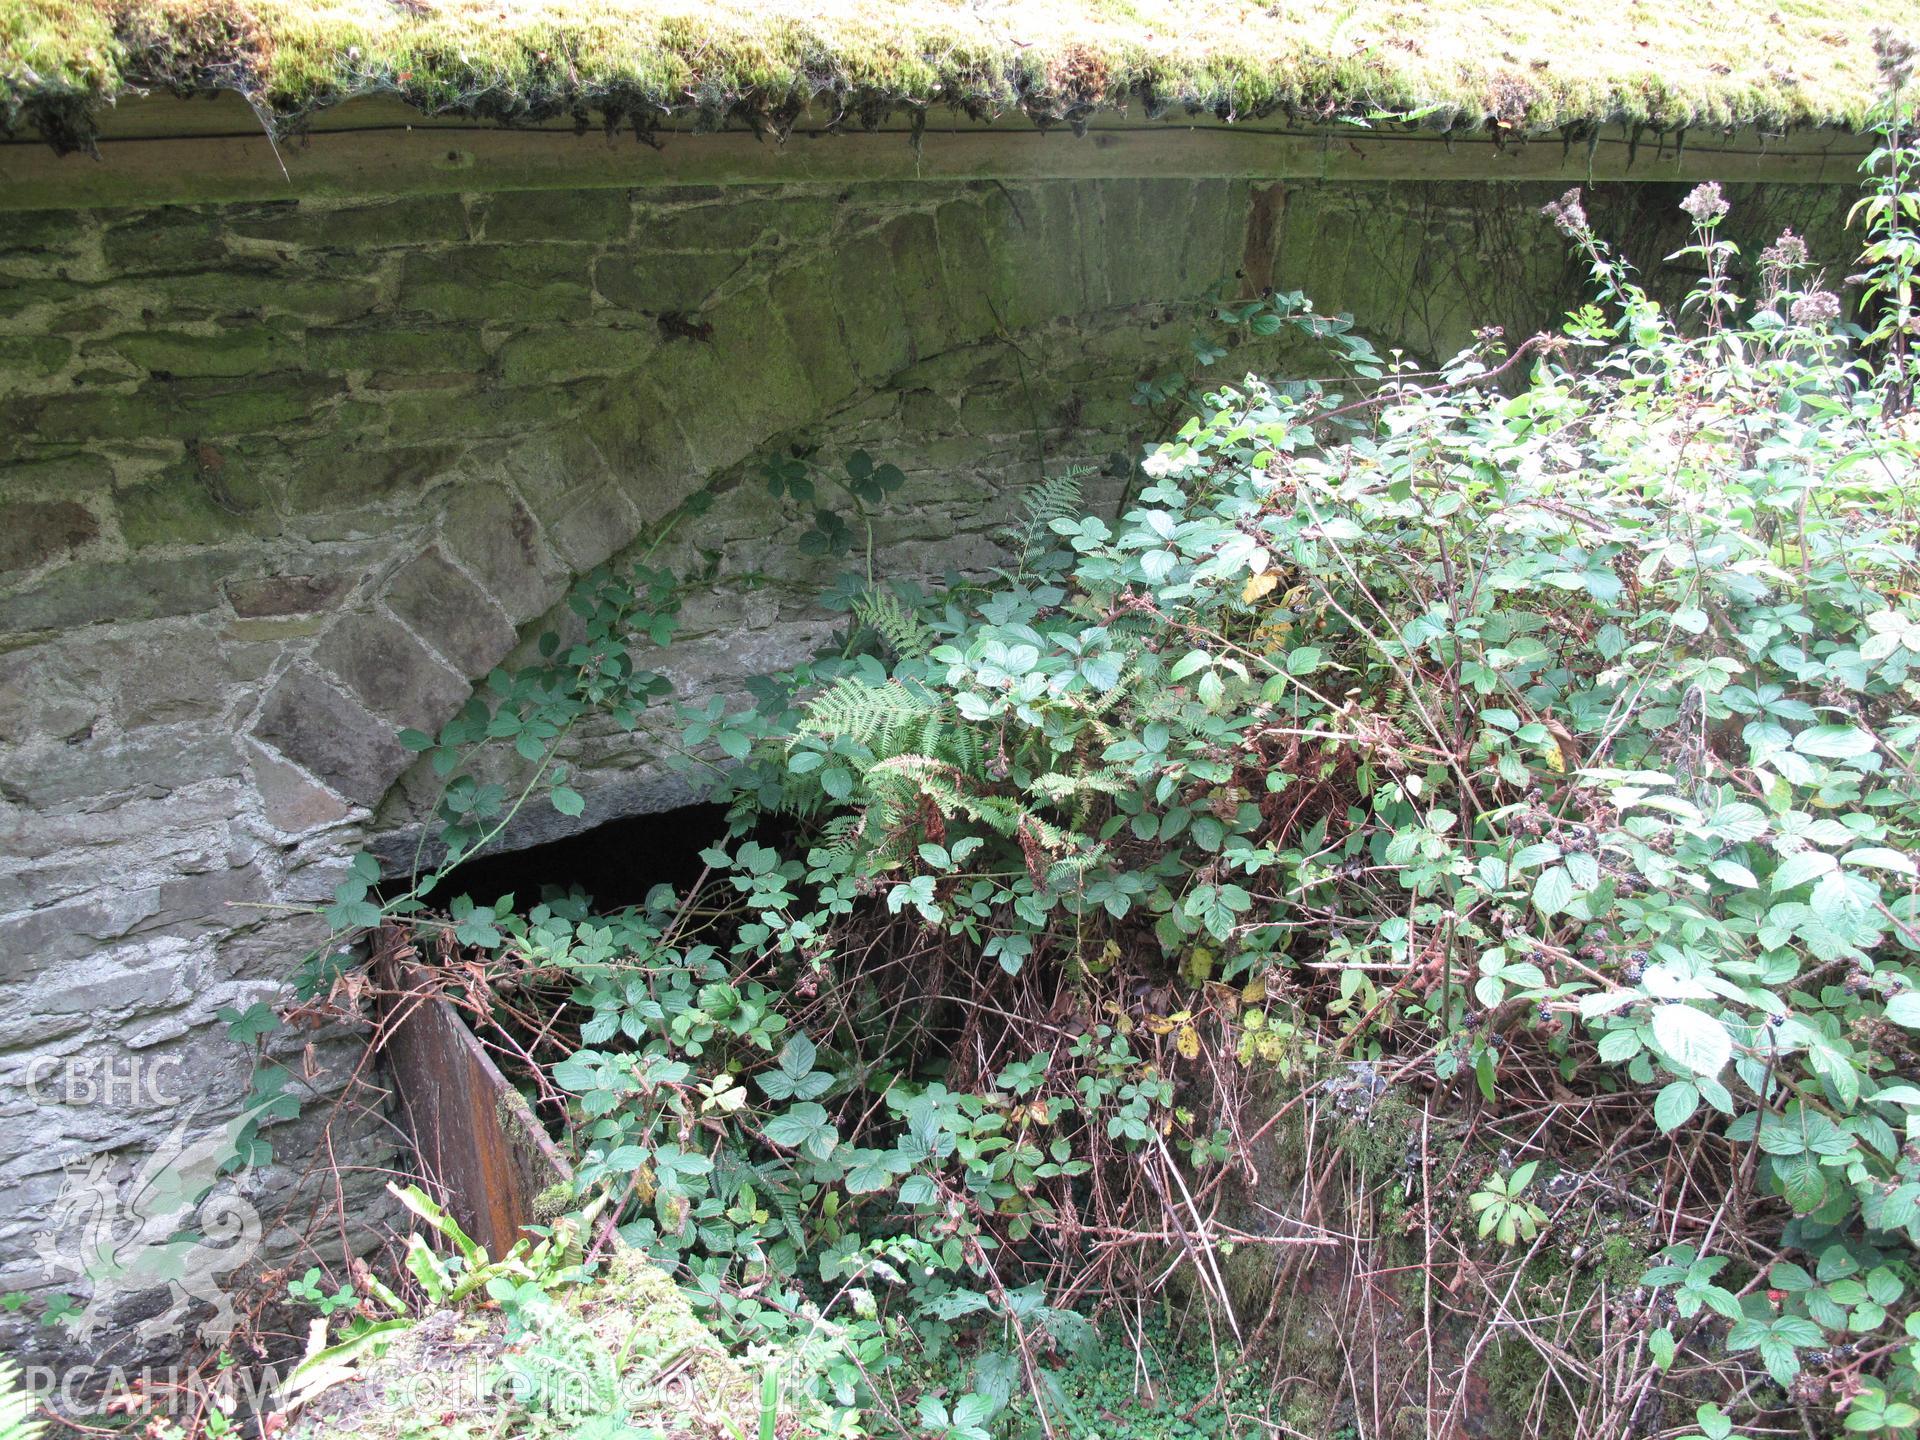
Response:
[0, 97, 1870, 213]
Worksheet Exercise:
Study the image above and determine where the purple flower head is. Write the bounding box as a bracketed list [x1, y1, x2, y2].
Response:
[1680, 182, 1729, 225]
[1540, 187, 1587, 234]
[1789, 291, 1842, 326]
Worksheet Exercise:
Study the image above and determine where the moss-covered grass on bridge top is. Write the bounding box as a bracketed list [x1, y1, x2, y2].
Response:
[0, 0, 1909, 146]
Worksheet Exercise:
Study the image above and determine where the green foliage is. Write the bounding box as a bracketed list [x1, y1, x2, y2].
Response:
[670, 120, 1918, 1429]
[280, 66, 1920, 1439]
[287, 1267, 358, 1317]
[1853, 31, 1920, 408]
[901, 1317, 1265, 1440]
[1468, 1164, 1547, 1246]
[396, 563, 679, 876]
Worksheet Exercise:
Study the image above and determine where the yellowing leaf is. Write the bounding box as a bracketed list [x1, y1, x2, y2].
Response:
[1242, 571, 1280, 604]
[1249, 618, 1294, 653]
[1541, 738, 1565, 773]
[1242, 975, 1268, 1003]
[1176, 1022, 1201, 1060]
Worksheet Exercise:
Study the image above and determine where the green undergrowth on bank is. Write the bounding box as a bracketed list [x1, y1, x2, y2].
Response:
[155, 38, 1920, 1440]
[0, 0, 1910, 149]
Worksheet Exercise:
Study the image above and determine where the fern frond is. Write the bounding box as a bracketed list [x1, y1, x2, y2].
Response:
[1026, 768, 1126, 803]
[0, 1362, 42, 1440]
[501, 1314, 618, 1418]
[853, 586, 936, 662]
[1083, 661, 1137, 720]
[867, 756, 1025, 836]
[709, 1144, 757, 1205]
[1027, 764, 1128, 831]
[1044, 848, 1104, 886]
[1003, 468, 1088, 574]
[764, 1166, 807, 1249]
[813, 813, 866, 862]
[1016, 809, 1083, 854]
[799, 677, 941, 751]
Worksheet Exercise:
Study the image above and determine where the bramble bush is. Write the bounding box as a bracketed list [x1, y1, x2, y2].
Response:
[260, 34, 1920, 1440]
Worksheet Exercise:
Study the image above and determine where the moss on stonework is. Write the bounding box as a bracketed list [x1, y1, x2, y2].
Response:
[531, 1180, 573, 1222]
[1, 0, 1904, 153]
[1484, 1337, 1576, 1437]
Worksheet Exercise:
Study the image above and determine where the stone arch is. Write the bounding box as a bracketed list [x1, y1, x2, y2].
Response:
[250, 178, 1262, 853]
[61, 184, 1266, 1358]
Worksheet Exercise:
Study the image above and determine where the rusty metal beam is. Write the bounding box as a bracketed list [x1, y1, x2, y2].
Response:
[374, 928, 570, 1260]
